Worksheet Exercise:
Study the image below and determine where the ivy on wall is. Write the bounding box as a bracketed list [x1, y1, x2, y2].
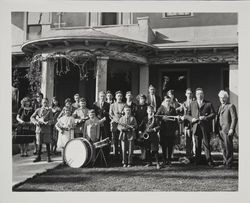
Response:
[26, 51, 97, 94]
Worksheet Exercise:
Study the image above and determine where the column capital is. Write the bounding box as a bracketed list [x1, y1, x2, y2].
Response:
[96, 56, 109, 60]
[228, 61, 238, 66]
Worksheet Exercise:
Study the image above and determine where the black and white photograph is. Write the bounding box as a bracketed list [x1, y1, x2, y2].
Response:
[10, 11, 240, 192]
[1, 0, 250, 201]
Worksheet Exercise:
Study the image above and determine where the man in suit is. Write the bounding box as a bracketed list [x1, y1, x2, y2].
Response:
[216, 90, 238, 168]
[109, 91, 126, 158]
[178, 88, 195, 158]
[184, 88, 215, 166]
[93, 91, 111, 139]
[147, 85, 162, 112]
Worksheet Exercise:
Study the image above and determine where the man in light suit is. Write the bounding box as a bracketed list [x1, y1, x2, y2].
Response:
[184, 88, 215, 166]
[109, 91, 125, 158]
[147, 85, 162, 112]
[216, 90, 238, 168]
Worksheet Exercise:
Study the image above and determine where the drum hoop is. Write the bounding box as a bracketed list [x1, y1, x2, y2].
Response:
[82, 138, 94, 166]
[64, 138, 94, 168]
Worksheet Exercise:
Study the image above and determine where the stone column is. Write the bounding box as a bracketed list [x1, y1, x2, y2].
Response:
[40, 55, 54, 100]
[95, 56, 109, 101]
[229, 62, 238, 110]
[139, 63, 149, 95]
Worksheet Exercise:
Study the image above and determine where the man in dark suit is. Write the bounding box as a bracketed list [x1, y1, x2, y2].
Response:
[216, 90, 238, 168]
[146, 85, 162, 112]
[184, 88, 215, 165]
[93, 91, 111, 163]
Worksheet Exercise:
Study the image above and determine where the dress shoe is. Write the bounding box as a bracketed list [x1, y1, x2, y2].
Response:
[47, 157, 52, 162]
[123, 164, 127, 167]
[156, 164, 161, 170]
[144, 163, 152, 167]
[33, 156, 41, 162]
[208, 161, 215, 167]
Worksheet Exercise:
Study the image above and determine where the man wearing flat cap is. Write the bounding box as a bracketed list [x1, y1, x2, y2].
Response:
[109, 91, 125, 158]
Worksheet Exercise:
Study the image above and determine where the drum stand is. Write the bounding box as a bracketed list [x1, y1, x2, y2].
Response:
[92, 147, 108, 167]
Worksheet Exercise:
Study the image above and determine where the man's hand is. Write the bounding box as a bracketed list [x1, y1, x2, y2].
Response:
[191, 118, 199, 123]
[228, 129, 234, 136]
[199, 116, 206, 121]
[175, 130, 179, 136]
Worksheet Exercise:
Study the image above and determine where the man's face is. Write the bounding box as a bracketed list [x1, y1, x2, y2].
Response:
[219, 96, 228, 105]
[126, 93, 132, 101]
[65, 102, 71, 107]
[74, 95, 79, 102]
[89, 112, 95, 119]
[139, 97, 146, 104]
[124, 108, 131, 116]
[106, 93, 112, 100]
[167, 92, 174, 99]
[116, 94, 123, 102]
[185, 90, 192, 99]
[79, 101, 86, 108]
[147, 107, 153, 115]
[164, 98, 171, 106]
[196, 90, 204, 101]
[42, 99, 48, 107]
[37, 96, 42, 103]
[99, 93, 105, 102]
[149, 87, 155, 95]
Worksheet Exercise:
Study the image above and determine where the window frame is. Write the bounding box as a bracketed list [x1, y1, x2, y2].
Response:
[162, 13, 193, 19]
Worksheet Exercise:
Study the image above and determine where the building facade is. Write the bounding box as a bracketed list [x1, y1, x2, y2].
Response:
[12, 12, 238, 110]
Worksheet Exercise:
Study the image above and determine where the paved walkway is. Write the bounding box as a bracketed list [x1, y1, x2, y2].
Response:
[12, 151, 61, 187]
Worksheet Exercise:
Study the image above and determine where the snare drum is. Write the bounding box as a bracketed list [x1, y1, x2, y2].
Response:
[64, 138, 94, 168]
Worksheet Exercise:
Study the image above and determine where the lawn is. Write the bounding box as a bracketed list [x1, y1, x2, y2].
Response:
[13, 155, 238, 192]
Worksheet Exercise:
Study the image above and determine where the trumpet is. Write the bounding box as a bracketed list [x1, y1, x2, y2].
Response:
[154, 115, 180, 121]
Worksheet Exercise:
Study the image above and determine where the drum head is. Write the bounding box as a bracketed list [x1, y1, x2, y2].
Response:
[64, 138, 92, 168]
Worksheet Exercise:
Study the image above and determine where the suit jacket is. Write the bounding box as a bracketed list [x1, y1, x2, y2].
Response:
[185, 100, 215, 135]
[146, 94, 162, 111]
[117, 115, 137, 141]
[109, 102, 126, 121]
[156, 105, 179, 138]
[30, 107, 53, 134]
[93, 101, 110, 138]
[215, 103, 238, 135]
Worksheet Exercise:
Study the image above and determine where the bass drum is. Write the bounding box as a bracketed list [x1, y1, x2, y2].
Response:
[64, 138, 94, 168]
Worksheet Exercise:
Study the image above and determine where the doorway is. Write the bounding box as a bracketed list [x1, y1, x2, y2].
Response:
[107, 60, 139, 101]
[54, 63, 80, 107]
[159, 69, 189, 103]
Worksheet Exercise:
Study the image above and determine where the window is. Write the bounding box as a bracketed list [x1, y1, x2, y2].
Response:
[101, 13, 118, 25]
[51, 12, 89, 28]
[27, 25, 42, 40]
[162, 13, 193, 18]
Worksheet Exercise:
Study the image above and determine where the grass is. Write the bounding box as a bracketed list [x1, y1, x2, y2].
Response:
[13, 154, 238, 192]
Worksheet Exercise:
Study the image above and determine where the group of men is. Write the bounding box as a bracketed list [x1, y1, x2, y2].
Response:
[28, 84, 238, 169]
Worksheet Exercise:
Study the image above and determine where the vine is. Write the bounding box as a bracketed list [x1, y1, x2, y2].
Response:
[26, 51, 97, 94]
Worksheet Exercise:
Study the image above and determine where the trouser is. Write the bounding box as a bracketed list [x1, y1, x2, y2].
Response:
[37, 143, 51, 159]
[112, 130, 121, 157]
[219, 131, 233, 166]
[194, 125, 212, 164]
[161, 137, 175, 163]
[145, 149, 159, 164]
[121, 140, 134, 165]
[184, 127, 194, 157]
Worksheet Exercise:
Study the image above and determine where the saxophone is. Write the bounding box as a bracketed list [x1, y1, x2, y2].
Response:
[141, 116, 155, 140]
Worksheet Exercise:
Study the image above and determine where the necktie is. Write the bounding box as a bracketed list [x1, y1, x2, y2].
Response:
[151, 95, 156, 111]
